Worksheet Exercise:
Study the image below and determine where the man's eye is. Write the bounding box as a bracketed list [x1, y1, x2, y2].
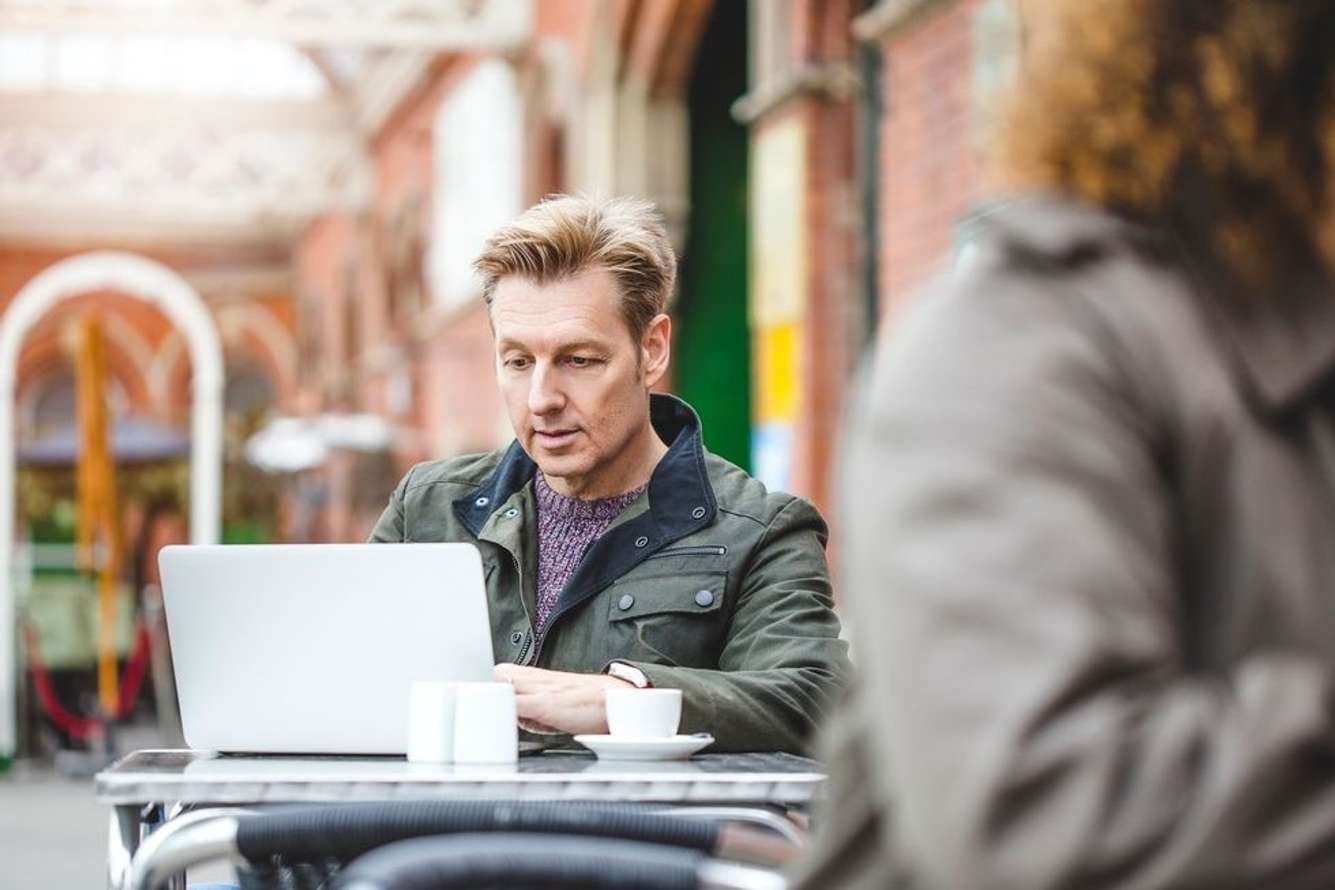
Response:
[505, 357, 531, 370]
[567, 356, 600, 368]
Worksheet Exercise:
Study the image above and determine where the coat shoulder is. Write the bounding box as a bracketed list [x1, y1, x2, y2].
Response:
[401, 449, 507, 494]
[964, 196, 1193, 320]
[704, 452, 825, 533]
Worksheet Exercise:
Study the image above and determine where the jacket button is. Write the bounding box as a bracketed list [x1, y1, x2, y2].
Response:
[504, 508, 518, 518]
[691, 506, 706, 519]
[510, 631, 523, 645]
[634, 536, 649, 548]
[474, 496, 490, 507]
[618, 594, 635, 610]
[694, 589, 715, 607]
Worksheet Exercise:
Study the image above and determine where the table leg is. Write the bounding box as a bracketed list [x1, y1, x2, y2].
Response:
[107, 805, 142, 890]
[651, 805, 808, 846]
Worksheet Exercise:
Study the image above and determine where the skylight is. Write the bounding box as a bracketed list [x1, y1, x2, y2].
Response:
[0, 31, 327, 97]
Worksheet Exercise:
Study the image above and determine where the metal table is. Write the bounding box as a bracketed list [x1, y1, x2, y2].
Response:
[97, 748, 825, 889]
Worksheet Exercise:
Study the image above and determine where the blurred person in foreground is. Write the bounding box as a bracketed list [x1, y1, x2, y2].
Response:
[796, 1, 1335, 887]
[370, 195, 849, 753]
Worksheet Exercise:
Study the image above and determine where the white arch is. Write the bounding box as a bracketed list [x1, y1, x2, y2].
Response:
[0, 251, 224, 757]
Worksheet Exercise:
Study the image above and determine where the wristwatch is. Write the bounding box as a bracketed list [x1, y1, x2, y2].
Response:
[605, 661, 652, 688]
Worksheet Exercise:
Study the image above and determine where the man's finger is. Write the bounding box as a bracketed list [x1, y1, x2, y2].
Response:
[493, 663, 530, 682]
[514, 691, 556, 722]
[519, 718, 563, 734]
[495, 663, 572, 691]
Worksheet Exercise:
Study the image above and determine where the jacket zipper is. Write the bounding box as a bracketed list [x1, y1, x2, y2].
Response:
[507, 548, 537, 665]
[531, 617, 556, 665]
[532, 598, 580, 665]
[643, 545, 727, 559]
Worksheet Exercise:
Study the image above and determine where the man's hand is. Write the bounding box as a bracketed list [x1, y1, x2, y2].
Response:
[493, 663, 633, 735]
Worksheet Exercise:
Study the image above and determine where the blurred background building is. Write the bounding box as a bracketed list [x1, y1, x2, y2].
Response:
[0, 0, 1020, 762]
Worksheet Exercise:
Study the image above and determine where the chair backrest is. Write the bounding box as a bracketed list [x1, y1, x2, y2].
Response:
[333, 832, 787, 890]
[128, 801, 795, 890]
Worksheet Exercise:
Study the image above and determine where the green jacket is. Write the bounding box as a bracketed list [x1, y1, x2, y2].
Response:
[369, 394, 849, 753]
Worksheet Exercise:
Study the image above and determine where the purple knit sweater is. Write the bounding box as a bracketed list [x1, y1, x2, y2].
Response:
[533, 472, 646, 633]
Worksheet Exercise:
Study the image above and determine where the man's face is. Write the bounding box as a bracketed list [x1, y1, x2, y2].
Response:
[491, 266, 668, 493]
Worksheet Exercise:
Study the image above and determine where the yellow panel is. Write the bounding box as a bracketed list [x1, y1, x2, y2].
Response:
[749, 116, 807, 328]
[753, 322, 801, 425]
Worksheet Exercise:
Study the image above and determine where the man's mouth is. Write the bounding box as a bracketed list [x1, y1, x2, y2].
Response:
[533, 429, 579, 448]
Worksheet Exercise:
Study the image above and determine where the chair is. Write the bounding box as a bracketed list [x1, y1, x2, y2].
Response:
[332, 833, 786, 890]
[124, 801, 796, 890]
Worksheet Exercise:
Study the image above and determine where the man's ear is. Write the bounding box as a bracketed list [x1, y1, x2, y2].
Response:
[641, 313, 672, 389]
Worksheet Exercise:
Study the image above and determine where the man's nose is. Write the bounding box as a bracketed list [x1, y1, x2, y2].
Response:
[528, 362, 565, 415]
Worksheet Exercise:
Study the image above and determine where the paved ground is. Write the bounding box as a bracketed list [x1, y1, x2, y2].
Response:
[1, 756, 234, 888]
[1, 764, 108, 888]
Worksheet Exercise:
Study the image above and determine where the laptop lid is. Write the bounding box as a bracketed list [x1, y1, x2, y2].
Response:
[159, 543, 495, 755]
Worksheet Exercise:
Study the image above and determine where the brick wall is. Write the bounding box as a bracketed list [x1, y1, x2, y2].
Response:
[292, 213, 358, 401]
[878, 0, 986, 313]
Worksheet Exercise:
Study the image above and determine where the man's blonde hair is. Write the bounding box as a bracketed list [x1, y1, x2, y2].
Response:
[473, 194, 677, 342]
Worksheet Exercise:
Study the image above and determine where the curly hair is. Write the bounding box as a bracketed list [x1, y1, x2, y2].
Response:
[998, 0, 1335, 287]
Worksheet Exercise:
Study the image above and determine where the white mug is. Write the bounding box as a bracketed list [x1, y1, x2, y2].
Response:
[452, 681, 519, 763]
[605, 687, 682, 738]
[405, 680, 457, 763]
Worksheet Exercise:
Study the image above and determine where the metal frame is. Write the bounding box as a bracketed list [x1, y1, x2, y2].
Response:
[651, 806, 807, 847]
[97, 754, 825, 807]
[98, 749, 824, 889]
[0, 1, 535, 244]
[0, 117, 370, 242]
[117, 809, 789, 890]
[123, 808, 250, 890]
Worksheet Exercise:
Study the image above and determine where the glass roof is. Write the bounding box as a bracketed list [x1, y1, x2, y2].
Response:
[0, 31, 327, 98]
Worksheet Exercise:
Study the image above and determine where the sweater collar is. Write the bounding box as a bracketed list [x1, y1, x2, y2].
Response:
[454, 392, 717, 537]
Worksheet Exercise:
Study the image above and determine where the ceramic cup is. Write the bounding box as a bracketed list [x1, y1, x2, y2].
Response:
[605, 687, 682, 738]
[405, 680, 457, 763]
[451, 681, 519, 763]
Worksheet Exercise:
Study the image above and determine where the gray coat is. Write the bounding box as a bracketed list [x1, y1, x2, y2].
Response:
[797, 197, 1335, 889]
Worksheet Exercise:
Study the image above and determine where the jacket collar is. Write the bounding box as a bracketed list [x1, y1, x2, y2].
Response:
[1178, 248, 1335, 414]
[455, 394, 718, 635]
[453, 392, 717, 539]
[987, 195, 1335, 415]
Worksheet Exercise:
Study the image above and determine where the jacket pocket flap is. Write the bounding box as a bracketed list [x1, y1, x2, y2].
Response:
[608, 573, 726, 621]
[637, 545, 728, 573]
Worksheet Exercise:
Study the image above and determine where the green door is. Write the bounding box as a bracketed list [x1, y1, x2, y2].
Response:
[674, 0, 751, 470]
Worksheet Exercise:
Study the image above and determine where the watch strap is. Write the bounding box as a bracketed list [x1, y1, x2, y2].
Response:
[606, 660, 652, 688]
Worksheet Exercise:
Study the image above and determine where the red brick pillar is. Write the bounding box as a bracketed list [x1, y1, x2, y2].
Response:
[738, 0, 860, 522]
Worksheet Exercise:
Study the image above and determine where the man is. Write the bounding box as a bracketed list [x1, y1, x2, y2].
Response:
[370, 194, 848, 753]
[797, 1, 1335, 887]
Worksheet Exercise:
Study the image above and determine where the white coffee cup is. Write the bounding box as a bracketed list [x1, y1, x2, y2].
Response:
[605, 687, 682, 738]
[405, 680, 457, 763]
[452, 681, 519, 763]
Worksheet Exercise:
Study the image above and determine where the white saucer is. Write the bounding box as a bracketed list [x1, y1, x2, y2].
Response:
[572, 733, 714, 761]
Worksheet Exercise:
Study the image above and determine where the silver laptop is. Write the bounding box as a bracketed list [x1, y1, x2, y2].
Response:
[159, 543, 495, 754]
